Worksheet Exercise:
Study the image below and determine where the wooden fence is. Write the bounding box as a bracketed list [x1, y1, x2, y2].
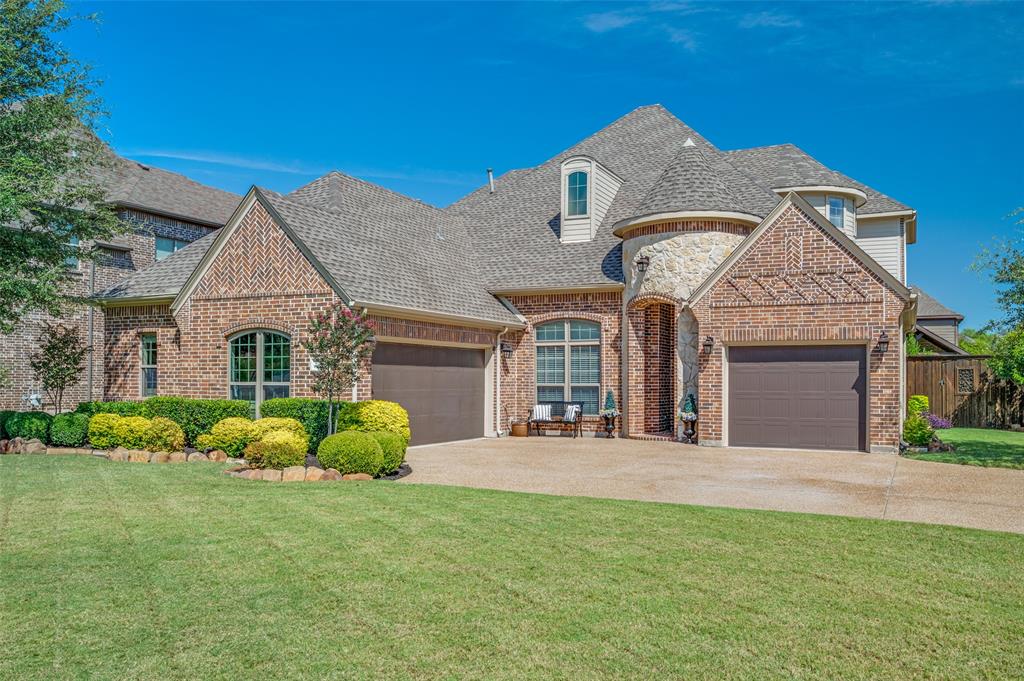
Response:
[906, 356, 1023, 428]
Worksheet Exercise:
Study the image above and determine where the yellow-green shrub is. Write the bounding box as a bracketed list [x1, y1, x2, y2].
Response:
[369, 431, 406, 474]
[907, 395, 929, 417]
[144, 417, 185, 452]
[88, 413, 122, 449]
[317, 431, 384, 476]
[338, 400, 411, 444]
[114, 416, 152, 449]
[244, 429, 307, 469]
[252, 417, 308, 450]
[196, 417, 255, 457]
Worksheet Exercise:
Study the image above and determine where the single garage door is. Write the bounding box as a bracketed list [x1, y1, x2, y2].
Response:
[371, 342, 485, 446]
[729, 345, 866, 451]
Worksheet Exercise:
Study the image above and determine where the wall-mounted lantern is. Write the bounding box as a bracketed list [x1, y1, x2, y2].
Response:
[702, 335, 714, 354]
[500, 341, 514, 359]
[636, 255, 650, 273]
[876, 331, 890, 354]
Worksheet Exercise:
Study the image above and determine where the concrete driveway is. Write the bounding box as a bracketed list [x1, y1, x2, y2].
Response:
[403, 437, 1024, 534]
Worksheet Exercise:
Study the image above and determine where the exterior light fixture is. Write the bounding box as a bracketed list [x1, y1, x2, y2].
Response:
[702, 336, 714, 354]
[500, 341, 514, 359]
[636, 255, 650, 273]
[877, 331, 890, 354]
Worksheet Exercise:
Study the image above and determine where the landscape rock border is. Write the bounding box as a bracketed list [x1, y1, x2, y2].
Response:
[224, 465, 374, 482]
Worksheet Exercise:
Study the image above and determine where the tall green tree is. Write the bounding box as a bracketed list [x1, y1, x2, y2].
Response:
[973, 208, 1024, 331]
[959, 327, 997, 356]
[0, 0, 122, 333]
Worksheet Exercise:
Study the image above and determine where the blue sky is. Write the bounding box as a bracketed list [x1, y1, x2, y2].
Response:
[65, 1, 1023, 328]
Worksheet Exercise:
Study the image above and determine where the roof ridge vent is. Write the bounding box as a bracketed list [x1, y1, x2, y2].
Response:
[682, 137, 696, 148]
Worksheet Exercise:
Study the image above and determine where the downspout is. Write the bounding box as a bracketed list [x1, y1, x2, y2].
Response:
[354, 303, 368, 402]
[495, 327, 507, 437]
[86, 257, 96, 402]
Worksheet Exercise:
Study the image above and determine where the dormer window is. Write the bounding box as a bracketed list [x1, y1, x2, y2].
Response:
[567, 171, 588, 217]
[827, 196, 845, 228]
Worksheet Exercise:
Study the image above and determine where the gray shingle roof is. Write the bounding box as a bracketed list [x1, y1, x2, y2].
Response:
[912, 286, 964, 320]
[633, 141, 745, 218]
[723, 144, 910, 215]
[97, 231, 217, 300]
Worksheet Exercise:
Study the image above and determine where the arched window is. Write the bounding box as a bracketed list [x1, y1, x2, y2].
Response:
[535, 320, 600, 414]
[566, 171, 588, 217]
[229, 330, 291, 416]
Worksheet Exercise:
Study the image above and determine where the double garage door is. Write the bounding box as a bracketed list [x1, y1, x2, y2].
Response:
[371, 342, 485, 446]
[729, 346, 866, 452]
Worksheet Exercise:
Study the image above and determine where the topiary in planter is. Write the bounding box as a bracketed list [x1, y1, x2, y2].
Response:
[88, 413, 122, 449]
[196, 417, 256, 457]
[50, 413, 90, 447]
[369, 431, 406, 474]
[6, 412, 53, 442]
[244, 429, 307, 469]
[144, 417, 185, 452]
[317, 431, 384, 476]
[338, 400, 411, 444]
[114, 416, 152, 450]
[251, 417, 308, 451]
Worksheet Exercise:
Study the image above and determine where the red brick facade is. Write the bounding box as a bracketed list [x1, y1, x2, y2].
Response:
[690, 204, 907, 452]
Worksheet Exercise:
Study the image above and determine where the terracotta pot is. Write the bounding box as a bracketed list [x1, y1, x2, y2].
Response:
[510, 422, 528, 437]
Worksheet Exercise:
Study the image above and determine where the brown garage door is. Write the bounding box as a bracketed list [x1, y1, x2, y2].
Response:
[729, 345, 866, 451]
[371, 342, 485, 446]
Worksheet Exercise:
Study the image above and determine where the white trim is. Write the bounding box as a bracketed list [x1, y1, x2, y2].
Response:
[771, 185, 868, 207]
[857, 210, 916, 220]
[613, 210, 762, 235]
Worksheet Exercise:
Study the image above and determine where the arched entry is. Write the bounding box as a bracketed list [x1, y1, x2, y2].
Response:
[626, 295, 679, 438]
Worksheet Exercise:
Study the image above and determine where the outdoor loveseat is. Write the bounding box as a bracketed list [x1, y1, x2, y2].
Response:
[528, 401, 584, 438]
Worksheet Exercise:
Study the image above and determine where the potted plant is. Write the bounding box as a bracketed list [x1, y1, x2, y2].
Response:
[678, 393, 698, 444]
[599, 390, 619, 438]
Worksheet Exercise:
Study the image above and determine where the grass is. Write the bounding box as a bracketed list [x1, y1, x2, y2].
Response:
[1, 457, 1022, 680]
[907, 427, 1024, 469]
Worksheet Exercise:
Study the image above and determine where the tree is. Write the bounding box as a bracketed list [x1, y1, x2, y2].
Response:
[30, 321, 87, 413]
[959, 327, 997, 356]
[302, 303, 376, 435]
[904, 333, 933, 356]
[988, 329, 1024, 385]
[972, 207, 1024, 331]
[0, 0, 123, 333]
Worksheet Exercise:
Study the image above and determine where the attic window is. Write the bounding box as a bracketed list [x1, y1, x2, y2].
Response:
[827, 196, 845, 229]
[566, 171, 588, 217]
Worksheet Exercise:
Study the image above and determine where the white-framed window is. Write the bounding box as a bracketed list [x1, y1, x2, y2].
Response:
[155, 236, 189, 261]
[229, 330, 291, 416]
[566, 171, 588, 217]
[535, 320, 600, 414]
[140, 334, 158, 397]
[827, 196, 845, 229]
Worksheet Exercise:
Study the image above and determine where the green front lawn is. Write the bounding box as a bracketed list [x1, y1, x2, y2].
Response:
[1, 457, 1022, 679]
[908, 427, 1024, 469]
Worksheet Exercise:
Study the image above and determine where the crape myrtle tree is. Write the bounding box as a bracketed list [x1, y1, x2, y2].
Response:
[303, 303, 376, 435]
[0, 0, 123, 333]
[30, 321, 87, 413]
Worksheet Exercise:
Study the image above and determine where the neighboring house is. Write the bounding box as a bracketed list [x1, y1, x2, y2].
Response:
[97, 105, 919, 452]
[0, 149, 239, 410]
[910, 286, 968, 355]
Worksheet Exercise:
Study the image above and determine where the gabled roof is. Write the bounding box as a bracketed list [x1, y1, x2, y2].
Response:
[911, 286, 964, 320]
[96, 231, 217, 302]
[723, 144, 910, 216]
[689, 192, 911, 305]
[914, 324, 969, 355]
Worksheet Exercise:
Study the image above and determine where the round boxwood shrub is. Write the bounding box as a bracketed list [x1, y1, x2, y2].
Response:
[114, 416, 151, 450]
[6, 412, 53, 442]
[88, 413, 122, 449]
[903, 414, 933, 446]
[196, 417, 256, 457]
[337, 400, 411, 444]
[251, 417, 308, 450]
[317, 431, 384, 476]
[144, 417, 185, 452]
[0, 410, 16, 438]
[244, 429, 307, 469]
[50, 413, 90, 447]
[369, 431, 406, 474]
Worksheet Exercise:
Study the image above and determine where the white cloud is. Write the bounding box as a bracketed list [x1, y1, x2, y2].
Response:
[738, 11, 803, 29]
[583, 11, 639, 33]
[666, 27, 698, 52]
[123, 149, 325, 175]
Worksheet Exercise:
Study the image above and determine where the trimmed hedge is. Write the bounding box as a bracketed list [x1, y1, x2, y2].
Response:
[5, 412, 52, 441]
[244, 430, 307, 470]
[0, 410, 16, 438]
[259, 398, 331, 452]
[88, 414, 121, 449]
[338, 400, 411, 444]
[196, 417, 256, 457]
[252, 417, 309, 451]
[143, 397, 250, 447]
[76, 401, 145, 417]
[144, 417, 185, 452]
[317, 431, 384, 476]
[114, 416, 151, 450]
[50, 413, 90, 447]
[369, 431, 406, 474]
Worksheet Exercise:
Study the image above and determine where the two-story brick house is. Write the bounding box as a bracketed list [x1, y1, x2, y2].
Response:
[97, 105, 919, 452]
[0, 149, 239, 410]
